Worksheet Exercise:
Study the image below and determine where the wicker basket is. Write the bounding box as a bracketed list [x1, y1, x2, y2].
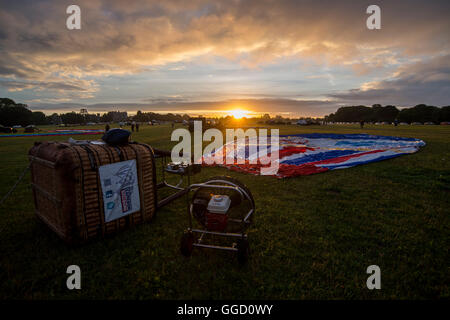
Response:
[28, 141, 156, 244]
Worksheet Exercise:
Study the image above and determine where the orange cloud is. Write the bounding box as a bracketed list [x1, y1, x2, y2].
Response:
[0, 0, 449, 102]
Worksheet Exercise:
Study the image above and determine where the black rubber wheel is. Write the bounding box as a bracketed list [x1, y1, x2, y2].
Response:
[236, 238, 250, 265]
[180, 232, 195, 257]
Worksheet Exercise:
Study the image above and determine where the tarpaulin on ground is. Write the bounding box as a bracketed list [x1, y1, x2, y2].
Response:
[202, 133, 426, 178]
[0, 129, 104, 138]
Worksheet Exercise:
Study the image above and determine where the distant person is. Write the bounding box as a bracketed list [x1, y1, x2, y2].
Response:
[131, 121, 135, 132]
[105, 124, 110, 132]
[136, 122, 140, 132]
[172, 122, 175, 129]
[360, 120, 365, 129]
[394, 119, 399, 127]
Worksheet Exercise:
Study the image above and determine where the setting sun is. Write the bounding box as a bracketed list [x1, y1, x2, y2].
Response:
[229, 109, 249, 119]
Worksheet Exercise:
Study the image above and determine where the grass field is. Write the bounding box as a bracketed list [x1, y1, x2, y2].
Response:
[0, 124, 448, 299]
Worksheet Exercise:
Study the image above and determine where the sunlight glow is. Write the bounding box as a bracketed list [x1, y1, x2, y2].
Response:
[228, 108, 250, 119]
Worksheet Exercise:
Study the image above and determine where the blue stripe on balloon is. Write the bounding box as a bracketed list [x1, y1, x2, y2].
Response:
[280, 149, 359, 165]
[321, 153, 407, 169]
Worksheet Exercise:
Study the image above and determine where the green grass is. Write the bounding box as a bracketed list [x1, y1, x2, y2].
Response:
[0, 124, 448, 299]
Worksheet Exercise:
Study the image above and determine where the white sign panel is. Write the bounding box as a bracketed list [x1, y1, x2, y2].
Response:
[99, 159, 141, 222]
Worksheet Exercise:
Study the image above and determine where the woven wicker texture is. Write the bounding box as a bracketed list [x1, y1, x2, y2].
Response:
[29, 141, 156, 244]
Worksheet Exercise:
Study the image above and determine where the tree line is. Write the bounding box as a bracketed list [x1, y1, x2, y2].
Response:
[0, 98, 48, 127]
[2, 98, 450, 127]
[324, 104, 450, 123]
[133, 110, 190, 123]
[0, 98, 191, 126]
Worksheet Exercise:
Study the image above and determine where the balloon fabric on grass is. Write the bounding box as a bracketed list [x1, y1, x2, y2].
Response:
[202, 133, 426, 178]
[0, 129, 104, 138]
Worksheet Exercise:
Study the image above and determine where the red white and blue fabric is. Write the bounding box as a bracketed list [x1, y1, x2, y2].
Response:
[0, 129, 104, 138]
[202, 133, 425, 178]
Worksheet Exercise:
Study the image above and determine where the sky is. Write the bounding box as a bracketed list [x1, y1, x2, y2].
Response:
[0, 0, 449, 117]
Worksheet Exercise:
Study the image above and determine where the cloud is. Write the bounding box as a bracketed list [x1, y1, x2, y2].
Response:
[328, 54, 450, 106]
[1, 1, 449, 74]
[0, 79, 94, 92]
[0, 0, 449, 105]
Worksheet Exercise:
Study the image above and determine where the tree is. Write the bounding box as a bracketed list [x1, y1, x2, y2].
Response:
[49, 113, 62, 125]
[328, 105, 373, 122]
[60, 112, 85, 124]
[370, 105, 399, 122]
[31, 111, 48, 125]
[439, 106, 450, 122]
[134, 110, 148, 122]
[398, 104, 440, 123]
[0, 103, 32, 126]
[0, 98, 16, 107]
[325, 104, 446, 124]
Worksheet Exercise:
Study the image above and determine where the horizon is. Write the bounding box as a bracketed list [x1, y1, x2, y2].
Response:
[19, 100, 449, 119]
[0, 1, 449, 117]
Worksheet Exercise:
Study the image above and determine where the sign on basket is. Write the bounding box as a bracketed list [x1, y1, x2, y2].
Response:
[99, 159, 141, 222]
